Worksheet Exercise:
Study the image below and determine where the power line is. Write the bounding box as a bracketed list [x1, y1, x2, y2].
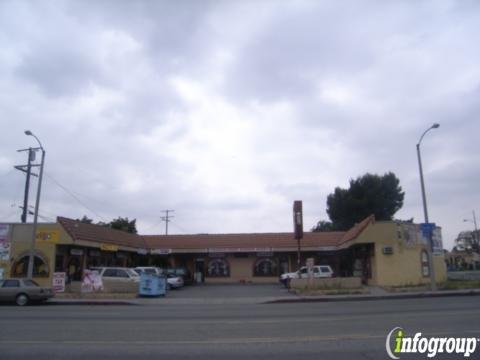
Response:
[44, 172, 107, 222]
[169, 220, 190, 234]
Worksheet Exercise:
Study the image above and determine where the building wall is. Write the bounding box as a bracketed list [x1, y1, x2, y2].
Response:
[204, 255, 279, 284]
[3, 223, 70, 286]
[354, 221, 447, 287]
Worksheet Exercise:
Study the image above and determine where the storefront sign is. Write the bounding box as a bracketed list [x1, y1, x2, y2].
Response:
[318, 246, 337, 251]
[208, 252, 226, 258]
[70, 248, 84, 256]
[35, 229, 60, 244]
[208, 247, 272, 253]
[151, 249, 172, 255]
[256, 252, 273, 257]
[52, 272, 66, 293]
[100, 244, 118, 252]
[137, 249, 148, 255]
[89, 250, 101, 257]
[0, 224, 10, 261]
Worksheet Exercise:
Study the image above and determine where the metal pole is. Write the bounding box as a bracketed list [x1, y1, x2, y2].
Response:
[416, 125, 438, 291]
[473, 210, 478, 252]
[27, 148, 45, 279]
[473, 210, 478, 234]
[416, 144, 429, 223]
[21, 148, 33, 223]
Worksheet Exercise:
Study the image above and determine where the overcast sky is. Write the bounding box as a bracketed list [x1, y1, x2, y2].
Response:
[1, 0, 479, 250]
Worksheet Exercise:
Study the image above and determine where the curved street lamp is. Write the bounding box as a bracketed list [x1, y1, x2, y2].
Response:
[25, 130, 46, 279]
[416, 123, 439, 291]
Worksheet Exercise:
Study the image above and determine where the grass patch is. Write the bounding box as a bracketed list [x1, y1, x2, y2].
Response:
[439, 280, 480, 290]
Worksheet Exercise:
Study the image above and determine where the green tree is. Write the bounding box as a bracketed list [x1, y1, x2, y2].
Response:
[312, 220, 335, 232]
[77, 215, 93, 224]
[325, 172, 404, 230]
[108, 217, 137, 234]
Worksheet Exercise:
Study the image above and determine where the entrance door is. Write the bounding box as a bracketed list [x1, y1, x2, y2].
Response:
[194, 259, 205, 283]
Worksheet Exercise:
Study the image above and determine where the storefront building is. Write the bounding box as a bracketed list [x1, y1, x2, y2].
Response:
[0, 215, 447, 288]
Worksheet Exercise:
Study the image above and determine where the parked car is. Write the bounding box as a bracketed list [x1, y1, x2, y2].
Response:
[133, 267, 163, 276]
[0, 278, 54, 306]
[280, 265, 334, 287]
[166, 273, 184, 289]
[96, 267, 141, 283]
[166, 267, 193, 285]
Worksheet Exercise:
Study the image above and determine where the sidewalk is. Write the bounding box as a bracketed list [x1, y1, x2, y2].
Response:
[47, 288, 480, 306]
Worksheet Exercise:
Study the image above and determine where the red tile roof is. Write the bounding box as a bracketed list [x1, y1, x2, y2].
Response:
[143, 231, 345, 250]
[57, 216, 147, 249]
[57, 215, 375, 252]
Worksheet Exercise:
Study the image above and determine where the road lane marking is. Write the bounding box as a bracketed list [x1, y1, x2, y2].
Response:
[1, 331, 479, 346]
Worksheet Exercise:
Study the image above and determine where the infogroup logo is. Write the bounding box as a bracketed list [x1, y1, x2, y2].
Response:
[386, 327, 479, 359]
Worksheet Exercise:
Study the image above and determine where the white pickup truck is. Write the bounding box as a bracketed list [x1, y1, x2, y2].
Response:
[280, 265, 334, 287]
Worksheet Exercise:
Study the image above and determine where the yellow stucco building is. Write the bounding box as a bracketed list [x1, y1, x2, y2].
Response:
[0, 215, 446, 288]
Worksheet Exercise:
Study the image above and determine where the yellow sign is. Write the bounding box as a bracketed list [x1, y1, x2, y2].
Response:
[100, 244, 118, 252]
[36, 229, 60, 244]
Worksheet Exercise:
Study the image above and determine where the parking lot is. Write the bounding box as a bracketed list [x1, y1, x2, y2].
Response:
[166, 283, 292, 299]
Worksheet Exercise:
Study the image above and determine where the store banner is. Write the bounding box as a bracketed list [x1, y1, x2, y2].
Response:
[0, 224, 11, 261]
[52, 272, 66, 293]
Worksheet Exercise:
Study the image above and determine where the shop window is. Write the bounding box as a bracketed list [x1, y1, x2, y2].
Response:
[11, 255, 49, 278]
[254, 258, 278, 277]
[207, 258, 230, 277]
[421, 250, 430, 277]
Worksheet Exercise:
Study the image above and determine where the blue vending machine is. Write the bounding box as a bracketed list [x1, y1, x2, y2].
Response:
[138, 273, 167, 297]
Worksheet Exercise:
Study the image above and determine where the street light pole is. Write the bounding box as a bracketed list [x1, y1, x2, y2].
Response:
[464, 210, 479, 250]
[416, 123, 439, 291]
[25, 130, 46, 280]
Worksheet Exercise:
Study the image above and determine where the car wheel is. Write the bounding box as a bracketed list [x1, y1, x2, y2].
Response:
[16, 293, 29, 306]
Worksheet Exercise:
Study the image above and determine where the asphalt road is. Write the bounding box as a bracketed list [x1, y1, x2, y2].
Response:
[1, 296, 479, 359]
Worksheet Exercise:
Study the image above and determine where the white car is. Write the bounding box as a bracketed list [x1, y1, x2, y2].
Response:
[96, 267, 141, 283]
[280, 265, 334, 287]
[134, 267, 162, 276]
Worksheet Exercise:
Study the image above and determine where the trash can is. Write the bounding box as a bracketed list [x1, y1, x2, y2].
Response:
[138, 273, 167, 297]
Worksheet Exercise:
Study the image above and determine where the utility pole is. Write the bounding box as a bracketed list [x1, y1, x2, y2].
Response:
[161, 210, 174, 235]
[14, 148, 39, 223]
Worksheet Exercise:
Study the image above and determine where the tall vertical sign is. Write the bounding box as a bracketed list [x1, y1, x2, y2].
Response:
[0, 224, 10, 261]
[293, 201, 303, 270]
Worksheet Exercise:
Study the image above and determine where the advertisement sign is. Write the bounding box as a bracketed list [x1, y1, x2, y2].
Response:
[70, 248, 84, 256]
[100, 244, 118, 252]
[0, 224, 10, 261]
[36, 229, 60, 244]
[293, 201, 303, 240]
[402, 224, 420, 246]
[52, 272, 66, 293]
[81, 270, 104, 293]
[431, 227, 444, 255]
[151, 248, 172, 255]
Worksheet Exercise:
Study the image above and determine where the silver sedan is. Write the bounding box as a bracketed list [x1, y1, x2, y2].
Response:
[0, 278, 54, 306]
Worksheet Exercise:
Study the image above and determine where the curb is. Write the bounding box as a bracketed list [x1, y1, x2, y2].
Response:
[264, 289, 480, 304]
[46, 299, 138, 306]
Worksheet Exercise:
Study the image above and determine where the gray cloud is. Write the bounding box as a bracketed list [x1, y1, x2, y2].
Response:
[0, 0, 479, 250]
